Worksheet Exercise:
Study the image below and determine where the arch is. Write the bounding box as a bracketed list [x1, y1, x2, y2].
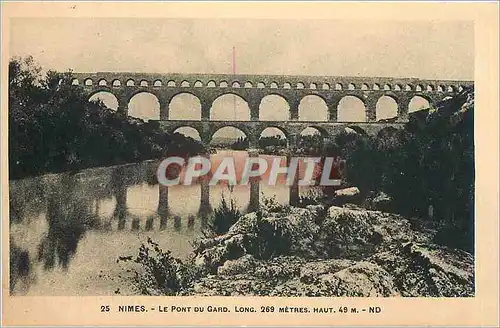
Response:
[112, 79, 121, 87]
[438, 85, 445, 92]
[167, 80, 176, 87]
[244, 81, 253, 88]
[153, 80, 162, 87]
[408, 95, 431, 113]
[126, 79, 135, 87]
[169, 93, 202, 120]
[128, 92, 160, 121]
[335, 83, 343, 90]
[98, 79, 107, 86]
[181, 80, 191, 87]
[140, 80, 149, 87]
[270, 82, 278, 89]
[173, 126, 201, 141]
[283, 82, 291, 89]
[257, 82, 265, 89]
[361, 83, 369, 90]
[210, 94, 250, 121]
[232, 81, 241, 88]
[259, 95, 290, 121]
[405, 84, 412, 91]
[337, 95, 366, 122]
[298, 127, 328, 151]
[298, 95, 328, 122]
[71, 78, 79, 85]
[348, 83, 356, 90]
[373, 83, 380, 90]
[345, 125, 368, 136]
[207, 80, 216, 88]
[210, 126, 248, 149]
[376, 95, 398, 121]
[322, 83, 330, 90]
[310, 83, 317, 90]
[394, 84, 402, 91]
[296, 82, 305, 89]
[219, 81, 228, 88]
[194, 80, 203, 88]
[426, 85, 434, 92]
[415, 84, 423, 92]
[458, 85, 464, 92]
[447, 86, 455, 93]
[376, 126, 400, 140]
[89, 91, 119, 111]
[84, 78, 93, 86]
[259, 127, 288, 148]
[383, 84, 391, 91]
[300, 126, 328, 138]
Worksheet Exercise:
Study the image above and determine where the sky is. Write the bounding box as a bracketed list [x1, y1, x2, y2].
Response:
[9, 18, 474, 139]
[10, 18, 474, 79]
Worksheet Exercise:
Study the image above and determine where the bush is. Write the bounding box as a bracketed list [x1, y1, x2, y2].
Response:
[118, 238, 201, 295]
[205, 195, 241, 235]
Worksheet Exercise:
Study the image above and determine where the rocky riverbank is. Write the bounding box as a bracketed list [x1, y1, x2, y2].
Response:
[129, 203, 474, 297]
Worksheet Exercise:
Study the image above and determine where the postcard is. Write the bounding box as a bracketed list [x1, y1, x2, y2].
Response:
[1, 2, 498, 326]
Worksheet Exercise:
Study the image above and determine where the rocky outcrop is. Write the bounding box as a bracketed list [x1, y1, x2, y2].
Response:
[192, 207, 323, 272]
[183, 204, 473, 297]
[167, 204, 474, 297]
[333, 187, 362, 205]
[371, 242, 474, 297]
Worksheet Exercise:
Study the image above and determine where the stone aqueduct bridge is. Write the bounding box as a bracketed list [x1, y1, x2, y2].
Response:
[72, 72, 473, 146]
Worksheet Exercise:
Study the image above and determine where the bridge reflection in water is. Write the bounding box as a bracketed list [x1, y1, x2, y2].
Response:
[8, 152, 320, 295]
[103, 154, 302, 232]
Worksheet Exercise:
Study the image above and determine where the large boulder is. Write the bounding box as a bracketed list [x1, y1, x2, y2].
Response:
[317, 206, 433, 258]
[333, 187, 362, 205]
[193, 207, 323, 272]
[371, 242, 474, 297]
[314, 261, 399, 297]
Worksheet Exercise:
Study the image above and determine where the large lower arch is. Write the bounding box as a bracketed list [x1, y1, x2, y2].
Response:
[259, 127, 288, 149]
[345, 125, 368, 136]
[337, 96, 367, 122]
[376, 96, 398, 121]
[300, 126, 329, 138]
[408, 95, 432, 113]
[210, 126, 249, 149]
[297, 126, 327, 154]
[128, 92, 160, 121]
[169, 93, 202, 120]
[259, 95, 290, 121]
[88, 91, 119, 111]
[210, 94, 250, 121]
[298, 95, 328, 121]
[173, 126, 201, 141]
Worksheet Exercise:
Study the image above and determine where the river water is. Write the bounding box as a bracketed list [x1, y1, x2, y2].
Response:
[9, 151, 324, 296]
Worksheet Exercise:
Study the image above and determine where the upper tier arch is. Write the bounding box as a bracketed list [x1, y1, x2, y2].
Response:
[73, 72, 473, 123]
